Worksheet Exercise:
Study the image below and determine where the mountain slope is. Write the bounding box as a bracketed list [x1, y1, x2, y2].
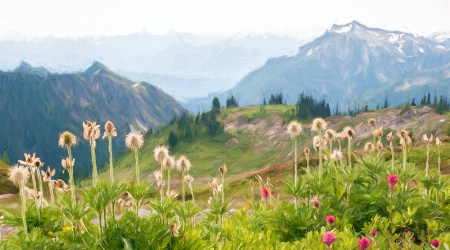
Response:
[187, 21, 450, 112]
[0, 61, 184, 178]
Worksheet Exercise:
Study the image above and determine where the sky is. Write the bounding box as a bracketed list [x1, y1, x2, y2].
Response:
[1, 0, 450, 40]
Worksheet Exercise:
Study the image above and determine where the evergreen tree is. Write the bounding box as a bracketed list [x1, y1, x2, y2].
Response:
[212, 97, 221, 111]
[226, 96, 238, 108]
[411, 98, 416, 106]
[384, 97, 389, 109]
[168, 131, 178, 147]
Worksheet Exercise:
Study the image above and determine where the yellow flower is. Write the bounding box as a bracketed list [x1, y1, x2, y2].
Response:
[62, 226, 72, 232]
[48, 231, 54, 236]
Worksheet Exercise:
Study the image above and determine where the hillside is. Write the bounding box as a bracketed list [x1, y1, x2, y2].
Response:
[92, 105, 450, 198]
[186, 21, 450, 113]
[0, 62, 184, 179]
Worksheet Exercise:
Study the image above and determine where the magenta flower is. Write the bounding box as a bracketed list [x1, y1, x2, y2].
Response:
[358, 237, 370, 250]
[322, 231, 337, 247]
[370, 229, 377, 237]
[261, 186, 269, 199]
[431, 238, 440, 248]
[325, 215, 336, 225]
[387, 174, 398, 192]
[313, 200, 320, 208]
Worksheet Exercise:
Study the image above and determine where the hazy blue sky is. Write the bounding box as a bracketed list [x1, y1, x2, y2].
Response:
[1, 0, 450, 40]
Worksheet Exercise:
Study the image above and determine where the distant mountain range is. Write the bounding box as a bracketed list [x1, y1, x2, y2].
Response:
[186, 21, 450, 112]
[0, 61, 183, 178]
[0, 33, 302, 100]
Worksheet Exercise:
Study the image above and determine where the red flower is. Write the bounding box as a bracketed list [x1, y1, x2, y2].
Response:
[313, 200, 320, 208]
[322, 231, 337, 247]
[431, 238, 440, 248]
[387, 174, 398, 192]
[261, 186, 269, 199]
[358, 237, 370, 250]
[370, 229, 377, 237]
[325, 215, 336, 225]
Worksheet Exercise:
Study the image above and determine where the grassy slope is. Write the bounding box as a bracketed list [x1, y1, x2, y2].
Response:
[85, 105, 450, 201]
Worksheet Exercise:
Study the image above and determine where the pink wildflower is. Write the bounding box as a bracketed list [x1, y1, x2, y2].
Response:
[313, 200, 320, 208]
[431, 238, 440, 248]
[358, 237, 370, 250]
[261, 185, 269, 199]
[370, 229, 377, 237]
[322, 231, 337, 247]
[325, 215, 335, 225]
[387, 174, 398, 192]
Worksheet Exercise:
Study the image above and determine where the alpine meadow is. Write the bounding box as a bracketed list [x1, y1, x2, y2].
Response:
[2, 17, 450, 250]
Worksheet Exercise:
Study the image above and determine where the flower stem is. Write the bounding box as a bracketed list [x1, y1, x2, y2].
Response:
[48, 180, 54, 204]
[134, 149, 140, 186]
[108, 135, 114, 186]
[347, 137, 352, 168]
[37, 170, 44, 208]
[294, 138, 298, 188]
[221, 174, 225, 204]
[167, 168, 171, 196]
[182, 171, 186, 207]
[30, 166, 40, 217]
[390, 141, 395, 170]
[90, 140, 98, 187]
[425, 143, 430, 177]
[67, 146, 76, 207]
[19, 179, 28, 239]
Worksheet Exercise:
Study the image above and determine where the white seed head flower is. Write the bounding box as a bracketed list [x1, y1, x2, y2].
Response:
[330, 150, 343, 161]
[52, 179, 70, 193]
[167, 190, 179, 198]
[102, 120, 117, 139]
[177, 156, 191, 172]
[311, 118, 327, 132]
[18, 152, 37, 166]
[368, 118, 376, 128]
[325, 129, 336, 142]
[61, 158, 75, 170]
[436, 137, 443, 145]
[304, 147, 310, 155]
[163, 155, 176, 170]
[8, 164, 30, 186]
[343, 126, 356, 138]
[33, 159, 44, 169]
[376, 141, 384, 150]
[287, 120, 303, 138]
[364, 142, 374, 151]
[153, 145, 169, 164]
[386, 132, 395, 142]
[58, 131, 77, 148]
[153, 170, 163, 181]
[313, 135, 327, 151]
[41, 166, 56, 182]
[184, 174, 194, 183]
[423, 134, 434, 143]
[219, 164, 227, 175]
[125, 130, 144, 150]
[209, 177, 220, 192]
[373, 127, 383, 138]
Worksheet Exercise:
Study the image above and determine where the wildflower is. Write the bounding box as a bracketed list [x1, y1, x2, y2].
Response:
[83, 121, 101, 143]
[325, 215, 336, 225]
[311, 118, 327, 132]
[364, 142, 374, 152]
[52, 179, 70, 193]
[177, 156, 191, 172]
[102, 120, 117, 139]
[209, 177, 221, 200]
[41, 167, 55, 182]
[33, 159, 44, 169]
[61, 158, 75, 170]
[167, 190, 179, 198]
[386, 132, 395, 142]
[261, 185, 270, 200]
[304, 148, 310, 155]
[153, 145, 169, 164]
[125, 130, 144, 150]
[431, 238, 440, 248]
[48, 231, 54, 236]
[286, 120, 303, 138]
[325, 129, 336, 143]
[423, 134, 434, 143]
[313, 135, 327, 151]
[436, 137, 442, 145]
[62, 226, 72, 232]
[322, 231, 337, 247]
[358, 237, 370, 250]
[370, 229, 376, 237]
[184, 174, 193, 183]
[331, 150, 343, 162]
[163, 155, 176, 170]
[18, 152, 37, 166]
[117, 191, 134, 209]
[219, 164, 227, 175]
[167, 224, 180, 237]
[343, 126, 356, 138]
[387, 174, 398, 193]
[368, 118, 376, 128]
[153, 170, 163, 181]
[8, 165, 30, 187]
[58, 131, 77, 148]
[373, 127, 383, 138]
[313, 200, 320, 208]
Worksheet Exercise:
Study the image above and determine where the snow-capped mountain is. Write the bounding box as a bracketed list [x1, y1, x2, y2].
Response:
[187, 21, 450, 112]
